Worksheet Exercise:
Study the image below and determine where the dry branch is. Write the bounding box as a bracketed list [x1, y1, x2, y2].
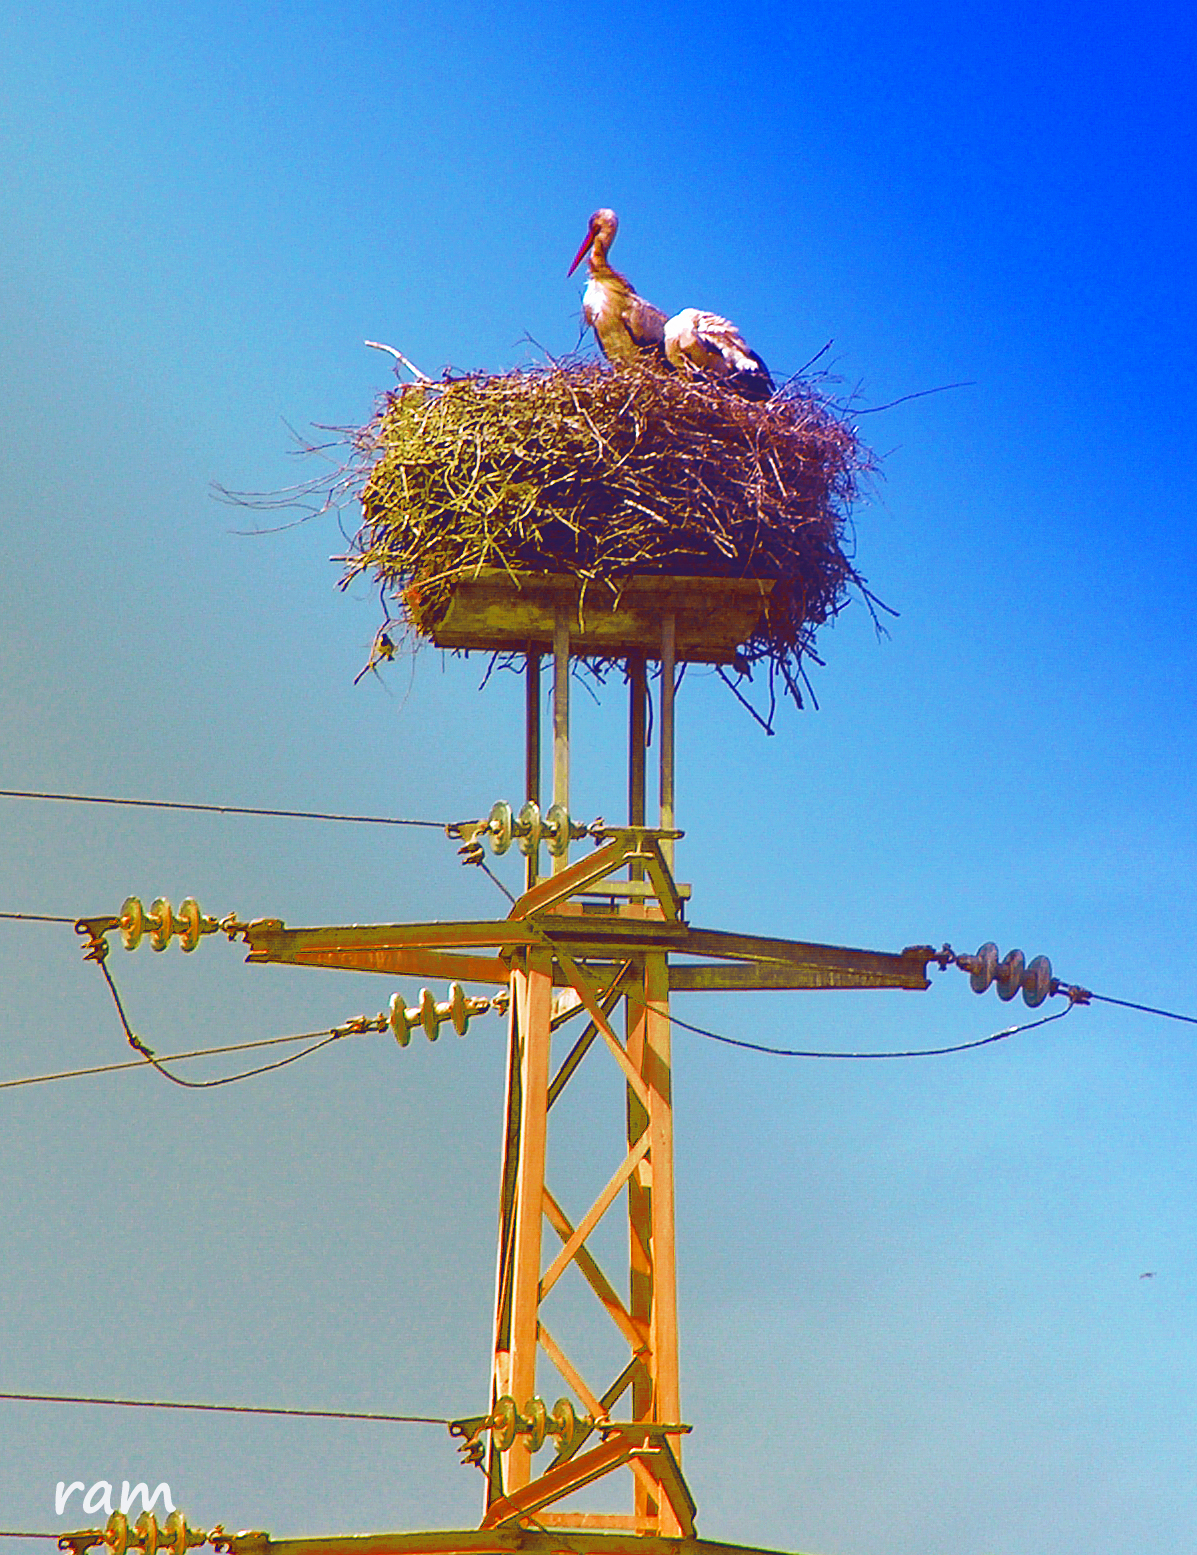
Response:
[342, 359, 878, 710]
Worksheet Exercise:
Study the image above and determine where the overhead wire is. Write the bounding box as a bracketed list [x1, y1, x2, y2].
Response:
[0, 1389, 449, 1425]
[132, 1031, 344, 1090]
[666, 1002, 1077, 1058]
[93, 957, 352, 1090]
[0, 912, 77, 924]
[1086, 992, 1197, 1025]
[472, 857, 517, 905]
[0, 1029, 348, 1092]
[0, 788, 445, 829]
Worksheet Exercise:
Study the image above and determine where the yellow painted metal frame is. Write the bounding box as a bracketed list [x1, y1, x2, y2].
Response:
[235, 582, 937, 1540]
[242, 837, 935, 1536]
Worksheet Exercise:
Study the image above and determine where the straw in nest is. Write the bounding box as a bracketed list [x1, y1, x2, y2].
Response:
[343, 360, 879, 716]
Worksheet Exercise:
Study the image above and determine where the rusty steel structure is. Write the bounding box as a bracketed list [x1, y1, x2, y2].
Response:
[230, 578, 937, 1539]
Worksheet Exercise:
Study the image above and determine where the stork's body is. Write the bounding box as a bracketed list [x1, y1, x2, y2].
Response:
[568, 208, 667, 365]
[664, 307, 774, 401]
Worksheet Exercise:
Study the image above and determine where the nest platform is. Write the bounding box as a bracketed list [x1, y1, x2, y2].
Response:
[428, 571, 773, 663]
[345, 360, 875, 705]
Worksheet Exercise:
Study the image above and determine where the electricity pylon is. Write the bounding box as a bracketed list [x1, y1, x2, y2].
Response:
[233, 574, 937, 1535]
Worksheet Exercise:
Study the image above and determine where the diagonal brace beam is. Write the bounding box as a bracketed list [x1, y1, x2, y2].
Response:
[554, 950, 651, 1111]
[542, 1187, 647, 1354]
[536, 1324, 661, 1505]
[540, 1133, 650, 1299]
[547, 963, 632, 1111]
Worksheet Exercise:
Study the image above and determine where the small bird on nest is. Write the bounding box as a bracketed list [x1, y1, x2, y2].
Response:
[569, 207, 774, 400]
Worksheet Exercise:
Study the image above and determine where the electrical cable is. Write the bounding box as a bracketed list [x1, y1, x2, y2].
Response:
[94, 959, 349, 1090]
[0, 1029, 346, 1093]
[125, 1026, 343, 1090]
[0, 788, 444, 829]
[0, 1390, 449, 1425]
[665, 1001, 1076, 1058]
[0, 912, 76, 924]
[1087, 992, 1197, 1025]
[474, 858, 516, 905]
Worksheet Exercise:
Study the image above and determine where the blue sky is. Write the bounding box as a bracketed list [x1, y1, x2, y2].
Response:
[2, 4, 1196, 1554]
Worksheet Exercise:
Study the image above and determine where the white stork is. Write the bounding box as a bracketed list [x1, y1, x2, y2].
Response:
[568, 209, 667, 366]
[664, 307, 774, 401]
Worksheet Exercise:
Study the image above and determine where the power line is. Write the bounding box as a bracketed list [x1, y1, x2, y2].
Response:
[666, 1002, 1077, 1058]
[0, 912, 76, 925]
[100, 956, 347, 1090]
[0, 788, 444, 829]
[144, 1031, 343, 1089]
[473, 858, 516, 905]
[0, 1030, 344, 1093]
[1088, 992, 1197, 1025]
[94, 957, 362, 1091]
[0, 1389, 449, 1425]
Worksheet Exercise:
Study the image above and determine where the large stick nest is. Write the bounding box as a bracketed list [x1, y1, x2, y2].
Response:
[344, 360, 878, 709]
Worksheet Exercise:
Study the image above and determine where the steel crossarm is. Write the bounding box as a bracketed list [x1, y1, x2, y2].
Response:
[209, 1530, 797, 1555]
[243, 919, 531, 984]
[668, 930, 935, 992]
[240, 916, 691, 984]
[242, 917, 933, 991]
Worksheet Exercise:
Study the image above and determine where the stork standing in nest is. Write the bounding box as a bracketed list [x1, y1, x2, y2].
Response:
[569, 208, 774, 401]
[568, 208, 667, 365]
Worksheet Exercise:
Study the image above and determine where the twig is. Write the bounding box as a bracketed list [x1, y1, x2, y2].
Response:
[850, 382, 976, 415]
[365, 340, 431, 382]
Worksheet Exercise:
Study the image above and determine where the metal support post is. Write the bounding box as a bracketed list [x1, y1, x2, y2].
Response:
[626, 949, 682, 1533]
[629, 653, 647, 886]
[629, 653, 647, 827]
[659, 614, 676, 872]
[552, 607, 570, 875]
[488, 948, 553, 1502]
[525, 648, 541, 891]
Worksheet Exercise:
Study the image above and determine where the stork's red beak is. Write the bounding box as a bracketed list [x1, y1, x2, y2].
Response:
[567, 225, 595, 277]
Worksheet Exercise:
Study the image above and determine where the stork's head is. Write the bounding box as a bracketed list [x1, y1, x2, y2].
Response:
[568, 208, 619, 275]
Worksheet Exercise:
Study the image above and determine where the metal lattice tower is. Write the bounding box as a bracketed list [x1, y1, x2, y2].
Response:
[236, 574, 935, 1536]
